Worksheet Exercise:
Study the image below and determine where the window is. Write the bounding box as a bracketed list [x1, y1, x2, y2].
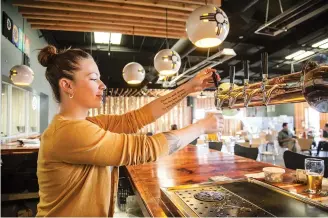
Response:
[11, 86, 27, 135]
[305, 107, 320, 134]
[0, 82, 41, 139]
[29, 93, 40, 133]
[1, 83, 9, 137]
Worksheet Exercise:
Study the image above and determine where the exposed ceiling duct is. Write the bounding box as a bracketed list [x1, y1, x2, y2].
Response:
[168, 48, 236, 87]
[255, 0, 328, 37]
[171, 39, 196, 59]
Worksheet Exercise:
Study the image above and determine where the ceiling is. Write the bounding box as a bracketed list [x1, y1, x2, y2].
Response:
[14, 0, 328, 95]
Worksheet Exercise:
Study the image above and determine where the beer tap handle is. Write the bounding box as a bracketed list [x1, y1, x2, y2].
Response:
[261, 52, 268, 79]
[243, 60, 249, 81]
[212, 72, 219, 88]
[229, 66, 235, 85]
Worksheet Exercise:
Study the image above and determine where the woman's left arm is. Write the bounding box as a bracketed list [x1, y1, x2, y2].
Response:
[87, 69, 218, 133]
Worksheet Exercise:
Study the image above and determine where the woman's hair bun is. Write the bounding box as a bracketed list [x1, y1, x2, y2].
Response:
[38, 45, 58, 67]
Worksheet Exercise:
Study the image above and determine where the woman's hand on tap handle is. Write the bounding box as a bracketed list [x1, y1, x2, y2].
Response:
[197, 112, 224, 134]
[187, 68, 220, 93]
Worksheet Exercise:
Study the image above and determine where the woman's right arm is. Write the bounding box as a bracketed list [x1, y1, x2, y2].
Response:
[163, 113, 223, 154]
[52, 113, 223, 166]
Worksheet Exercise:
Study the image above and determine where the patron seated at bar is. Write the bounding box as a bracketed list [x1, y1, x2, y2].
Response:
[171, 124, 178, 130]
[316, 123, 328, 156]
[36, 45, 224, 217]
[278, 122, 297, 152]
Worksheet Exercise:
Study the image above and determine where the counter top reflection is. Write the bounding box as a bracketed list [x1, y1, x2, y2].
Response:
[125, 145, 328, 217]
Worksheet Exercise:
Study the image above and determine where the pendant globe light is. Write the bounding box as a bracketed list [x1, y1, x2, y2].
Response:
[122, 62, 145, 84]
[154, 49, 181, 76]
[186, 4, 229, 48]
[9, 65, 34, 86]
[154, 9, 181, 76]
[122, 27, 145, 85]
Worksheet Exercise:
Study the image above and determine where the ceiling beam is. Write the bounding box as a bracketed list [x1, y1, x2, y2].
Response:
[167, 0, 221, 6]
[78, 45, 154, 54]
[13, 1, 188, 22]
[20, 8, 185, 28]
[24, 15, 184, 31]
[35, 0, 189, 16]
[96, 0, 200, 11]
[31, 25, 183, 39]
[27, 19, 186, 36]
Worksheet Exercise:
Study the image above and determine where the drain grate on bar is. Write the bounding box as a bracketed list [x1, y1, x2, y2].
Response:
[174, 186, 275, 217]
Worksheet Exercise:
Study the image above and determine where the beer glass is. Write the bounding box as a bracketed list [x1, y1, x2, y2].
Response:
[305, 158, 325, 194]
[205, 110, 223, 142]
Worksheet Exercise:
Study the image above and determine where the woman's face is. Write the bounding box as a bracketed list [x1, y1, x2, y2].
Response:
[71, 58, 107, 109]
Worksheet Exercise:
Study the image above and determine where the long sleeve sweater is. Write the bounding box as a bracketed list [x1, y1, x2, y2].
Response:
[36, 107, 168, 217]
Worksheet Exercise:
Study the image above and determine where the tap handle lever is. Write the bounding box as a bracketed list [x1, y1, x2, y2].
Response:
[229, 66, 235, 85]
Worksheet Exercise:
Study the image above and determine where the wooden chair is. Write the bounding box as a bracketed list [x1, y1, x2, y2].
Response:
[234, 144, 258, 160]
[250, 138, 262, 148]
[251, 138, 262, 145]
[208, 142, 223, 151]
[296, 138, 313, 155]
[239, 142, 250, 148]
[283, 150, 328, 178]
[258, 134, 276, 163]
[259, 132, 267, 142]
[197, 139, 205, 145]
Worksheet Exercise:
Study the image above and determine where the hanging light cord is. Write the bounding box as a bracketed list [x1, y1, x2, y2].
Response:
[265, 0, 270, 24]
[90, 32, 93, 56]
[166, 8, 169, 49]
[278, 0, 284, 13]
[22, 18, 25, 64]
[132, 26, 135, 49]
[133, 26, 135, 62]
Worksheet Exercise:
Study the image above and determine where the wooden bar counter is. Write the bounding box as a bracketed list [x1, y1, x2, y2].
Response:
[125, 145, 328, 217]
[1, 145, 39, 155]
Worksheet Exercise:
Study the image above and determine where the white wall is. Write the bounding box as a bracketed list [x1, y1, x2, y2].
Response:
[1, 0, 58, 130]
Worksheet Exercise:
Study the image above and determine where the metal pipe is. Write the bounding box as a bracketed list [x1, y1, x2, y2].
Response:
[242, 0, 260, 12]
[170, 49, 236, 86]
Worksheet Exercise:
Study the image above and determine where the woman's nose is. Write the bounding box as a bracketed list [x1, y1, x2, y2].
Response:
[99, 80, 107, 91]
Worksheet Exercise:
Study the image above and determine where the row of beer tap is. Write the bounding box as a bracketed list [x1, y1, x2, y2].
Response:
[212, 52, 304, 110]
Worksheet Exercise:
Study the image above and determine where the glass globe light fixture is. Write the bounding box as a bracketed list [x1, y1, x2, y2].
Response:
[122, 62, 145, 85]
[186, 5, 229, 48]
[154, 49, 181, 76]
[9, 65, 34, 86]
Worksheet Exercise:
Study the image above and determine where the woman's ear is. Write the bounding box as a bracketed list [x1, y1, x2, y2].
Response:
[59, 78, 74, 95]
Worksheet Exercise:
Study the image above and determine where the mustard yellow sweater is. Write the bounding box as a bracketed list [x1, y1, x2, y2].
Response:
[36, 108, 168, 217]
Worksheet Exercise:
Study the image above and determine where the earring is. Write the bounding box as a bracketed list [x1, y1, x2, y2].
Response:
[69, 93, 74, 99]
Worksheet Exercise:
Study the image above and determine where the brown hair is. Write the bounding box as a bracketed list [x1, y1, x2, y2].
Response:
[38, 45, 92, 103]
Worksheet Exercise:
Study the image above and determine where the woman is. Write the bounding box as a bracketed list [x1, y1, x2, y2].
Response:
[36, 45, 224, 217]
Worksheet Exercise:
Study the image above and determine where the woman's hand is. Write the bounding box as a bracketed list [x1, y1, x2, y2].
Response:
[186, 68, 220, 93]
[196, 112, 224, 134]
